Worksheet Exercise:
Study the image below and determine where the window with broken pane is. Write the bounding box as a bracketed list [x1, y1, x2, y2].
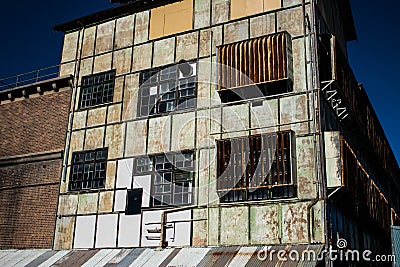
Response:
[138, 62, 197, 116]
[69, 148, 108, 191]
[79, 70, 116, 109]
[216, 131, 295, 202]
[133, 151, 195, 207]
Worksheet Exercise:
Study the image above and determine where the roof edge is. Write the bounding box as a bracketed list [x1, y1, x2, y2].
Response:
[53, 0, 181, 33]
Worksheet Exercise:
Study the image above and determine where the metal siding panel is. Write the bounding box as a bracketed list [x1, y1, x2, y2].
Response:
[104, 249, 132, 265]
[12, 250, 49, 267]
[167, 247, 211, 266]
[115, 248, 146, 267]
[158, 248, 181, 267]
[25, 250, 58, 267]
[0, 250, 25, 266]
[197, 246, 240, 267]
[227, 246, 258, 267]
[37, 251, 71, 267]
[52, 250, 99, 266]
[135, 248, 175, 267]
[82, 249, 121, 267]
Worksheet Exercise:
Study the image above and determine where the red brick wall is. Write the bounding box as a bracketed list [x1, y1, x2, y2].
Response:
[0, 90, 70, 158]
[0, 88, 71, 249]
[0, 160, 60, 249]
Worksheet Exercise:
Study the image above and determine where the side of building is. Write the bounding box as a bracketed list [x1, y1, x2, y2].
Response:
[0, 77, 72, 249]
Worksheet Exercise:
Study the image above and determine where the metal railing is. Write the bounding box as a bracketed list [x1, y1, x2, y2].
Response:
[0, 65, 60, 91]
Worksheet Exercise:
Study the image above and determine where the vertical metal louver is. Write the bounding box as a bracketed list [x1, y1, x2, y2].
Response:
[217, 32, 293, 92]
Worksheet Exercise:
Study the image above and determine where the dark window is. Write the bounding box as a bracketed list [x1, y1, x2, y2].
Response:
[69, 148, 108, 191]
[80, 70, 116, 109]
[138, 62, 197, 116]
[133, 151, 195, 207]
[216, 131, 295, 202]
[126, 188, 143, 215]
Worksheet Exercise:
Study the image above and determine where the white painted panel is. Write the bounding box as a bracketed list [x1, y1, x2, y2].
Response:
[95, 214, 118, 248]
[133, 175, 151, 208]
[141, 210, 163, 247]
[166, 210, 191, 247]
[114, 190, 127, 212]
[116, 158, 134, 188]
[74, 215, 96, 248]
[118, 214, 141, 247]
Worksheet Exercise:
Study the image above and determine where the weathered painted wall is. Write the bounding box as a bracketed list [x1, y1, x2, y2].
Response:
[55, 0, 323, 249]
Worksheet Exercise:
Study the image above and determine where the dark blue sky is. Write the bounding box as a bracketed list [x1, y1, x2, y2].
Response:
[0, 0, 399, 163]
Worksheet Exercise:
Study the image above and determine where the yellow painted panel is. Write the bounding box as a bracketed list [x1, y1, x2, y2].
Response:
[231, 0, 281, 19]
[149, 6, 165, 39]
[264, 0, 281, 11]
[149, 0, 193, 39]
[247, 0, 264, 16]
[230, 0, 247, 19]
[164, 8, 193, 36]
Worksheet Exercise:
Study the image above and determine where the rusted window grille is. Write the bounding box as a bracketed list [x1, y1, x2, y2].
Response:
[69, 148, 108, 191]
[217, 32, 293, 102]
[138, 62, 197, 116]
[79, 70, 116, 109]
[133, 151, 195, 207]
[216, 131, 296, 202]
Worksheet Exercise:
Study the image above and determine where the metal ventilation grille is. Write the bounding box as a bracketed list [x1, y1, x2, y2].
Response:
[217, 32, 293, 91]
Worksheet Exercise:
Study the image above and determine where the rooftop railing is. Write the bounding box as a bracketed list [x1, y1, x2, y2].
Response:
[0, 65, 60, 91]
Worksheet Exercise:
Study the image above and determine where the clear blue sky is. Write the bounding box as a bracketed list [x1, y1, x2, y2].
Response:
[0, 0, 399, 163]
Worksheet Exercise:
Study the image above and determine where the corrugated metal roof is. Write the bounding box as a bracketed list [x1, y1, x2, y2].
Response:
[0, 244, 324, 266]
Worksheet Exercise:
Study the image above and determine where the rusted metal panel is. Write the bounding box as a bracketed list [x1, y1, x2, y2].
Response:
[53, 217, 75, 250]
[153, 37, 175, 67]
[113, 48, 132, 75]
[296, 136, 317, 199]
[87, 106, 107, 127]
[58, 194, 78, 215]
[115, 15, 134, 49]
[98, 191, 114, 213]
[125, 120, 147, 157]
[77, 193, 99, 214]
[220, 206, 249, 245]
[122, 73, 140, 121]
[250, 205, 280, 245]
[250, 13, 276, 39]
[106, 160, 117, 189]
[250, 99, 278, 131]
[325, 156, 342, 189]
[218, 32, 293, 91]
[310, 201, 325, 244]
[105, 123, 126, 159]
[282, 202, 308, 243]
[108, 103, 122, 123]
[147, 116, 171, 154]
[277, 6, 305, 37]
[95, 21, 115, 54]
[69, 130, 85, 162]
[132, 43, 153, 72]
[211, 0, 229, 25]
[81, 27, 96, 58]
[60, 62, 75, 77]
[222, 104, 249, 138]
[72, 110, 87, 130]
[171, 112, 195, 151]
[61, 31, 79, 63]
[176, 31, 199, 61]
[134, 11, 149, 44]
[93, 52, 113, 73]
[292, 37, 307, 92]
[224, 19, 249, 44]
[84, 127, 105, 150]
[194, 0, 211, 29]
[280, 94, 308, 125]
[208, 207, 220, 246]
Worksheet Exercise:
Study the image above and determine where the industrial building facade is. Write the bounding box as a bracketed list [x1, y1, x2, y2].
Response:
[0, 0, 399, 265]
